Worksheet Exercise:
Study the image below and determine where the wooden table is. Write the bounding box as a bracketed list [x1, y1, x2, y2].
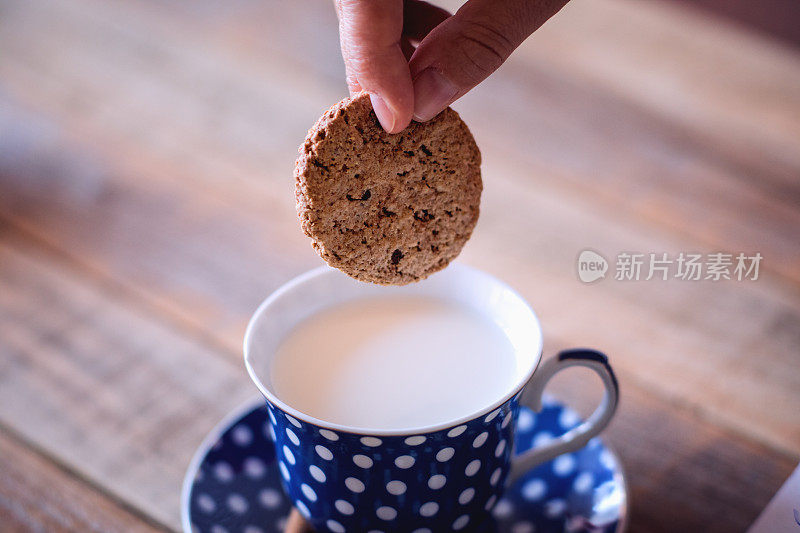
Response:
[0, 0, 798, 531]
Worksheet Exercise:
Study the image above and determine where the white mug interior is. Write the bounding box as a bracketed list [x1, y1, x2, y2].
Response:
[244, 263, 543, 436]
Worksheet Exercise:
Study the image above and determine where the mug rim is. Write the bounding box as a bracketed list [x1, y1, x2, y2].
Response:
[243, 263, 544, 436]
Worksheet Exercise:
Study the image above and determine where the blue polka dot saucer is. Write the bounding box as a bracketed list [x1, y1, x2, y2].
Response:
[181, 397, 628, 533]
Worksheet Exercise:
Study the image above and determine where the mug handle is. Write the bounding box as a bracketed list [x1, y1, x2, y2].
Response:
[508, 349, 619, 483]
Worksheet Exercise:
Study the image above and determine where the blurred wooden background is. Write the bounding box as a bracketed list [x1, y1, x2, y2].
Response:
[675, 0, 800, 46]
[0, 0, 798, 531]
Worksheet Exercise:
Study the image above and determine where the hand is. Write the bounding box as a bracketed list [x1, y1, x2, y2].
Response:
[334, 0, 570, 133]
[284, 508, 315, 533]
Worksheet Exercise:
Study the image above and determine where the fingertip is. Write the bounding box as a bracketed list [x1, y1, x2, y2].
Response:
[370, 93, 411, 134]
[369, 93, 396, 133]
[412, 67, 458, 122]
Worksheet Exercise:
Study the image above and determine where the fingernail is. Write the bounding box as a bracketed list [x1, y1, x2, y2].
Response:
[413, 68, 458, 122]
[369, 93, 396, 133]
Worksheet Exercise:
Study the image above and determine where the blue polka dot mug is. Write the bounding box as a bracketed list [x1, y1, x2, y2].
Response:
[244, 264, 619, 532]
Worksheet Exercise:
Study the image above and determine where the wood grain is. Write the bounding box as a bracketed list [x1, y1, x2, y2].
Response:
[0, 236, 255, 529]
[0, 231, 794, 532]
[155, 0, 800, 284]
[670, 0, 800, 47]
[0, 0, 798, 455]
[0, 0, 798, 531]
[478, 0, 800, 284]
[0, 428, 163, 533]
[540, 372, 796, 533]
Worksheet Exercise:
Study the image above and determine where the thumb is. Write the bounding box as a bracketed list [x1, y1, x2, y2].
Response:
[409, 0, 569, 121]
[336, 0, 413, 133]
